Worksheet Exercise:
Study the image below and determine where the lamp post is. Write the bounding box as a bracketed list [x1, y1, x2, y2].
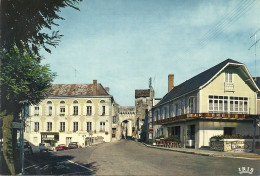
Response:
[19, 100, 28, 175]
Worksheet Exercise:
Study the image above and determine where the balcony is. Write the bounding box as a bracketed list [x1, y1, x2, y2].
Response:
[224, 82, 234, 92]
[153, 113, 253, 125]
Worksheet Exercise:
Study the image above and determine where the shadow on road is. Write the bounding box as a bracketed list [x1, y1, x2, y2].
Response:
[25, 151, 97, 175]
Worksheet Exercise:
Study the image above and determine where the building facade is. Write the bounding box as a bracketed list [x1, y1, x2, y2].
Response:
[153, 59, 260, 149]
[135, 86, 155, 141]
[24, 80, 117, 148]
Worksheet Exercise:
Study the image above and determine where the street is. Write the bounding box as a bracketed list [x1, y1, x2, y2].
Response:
[26, 140, 260, 175]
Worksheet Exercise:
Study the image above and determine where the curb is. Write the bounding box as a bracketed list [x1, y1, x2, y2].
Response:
[143, 143, 260, 160]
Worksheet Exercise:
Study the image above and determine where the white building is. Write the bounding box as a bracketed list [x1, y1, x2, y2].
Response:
[153, 59, 260, 149]
[24, 80, 117, 148]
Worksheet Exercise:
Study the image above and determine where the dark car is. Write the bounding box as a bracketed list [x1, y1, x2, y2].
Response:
[56, 144, 69, 151]
[68, 142, 78, 149]
[17, 141, 33, 155]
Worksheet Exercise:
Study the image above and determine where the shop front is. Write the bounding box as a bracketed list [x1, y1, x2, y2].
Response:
[41, 132, 59, 146]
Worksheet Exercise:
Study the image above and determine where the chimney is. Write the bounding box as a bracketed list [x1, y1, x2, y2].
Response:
[93, 80, 97, 95]
[168, 74, 174, 92]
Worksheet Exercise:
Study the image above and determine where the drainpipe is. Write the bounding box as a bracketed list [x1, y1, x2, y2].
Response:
[253, 116, 257, 153]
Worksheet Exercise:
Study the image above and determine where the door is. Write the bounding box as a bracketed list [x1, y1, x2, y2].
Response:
[66, 137, 72, 146]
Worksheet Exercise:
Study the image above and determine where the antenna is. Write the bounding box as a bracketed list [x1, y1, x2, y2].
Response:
[249, 28, 260, 79]
[72, 67, 79, 82]
[149, 77, 152, 88]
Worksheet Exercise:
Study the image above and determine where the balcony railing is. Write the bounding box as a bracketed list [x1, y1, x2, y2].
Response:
[224, 82, 234, 92]
[153, 113, 253, 125]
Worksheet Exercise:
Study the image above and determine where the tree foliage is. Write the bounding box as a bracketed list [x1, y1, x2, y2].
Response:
[0, 44, 56, 113]
[1, 0, 82, 54]
[0, 0, 82, 174]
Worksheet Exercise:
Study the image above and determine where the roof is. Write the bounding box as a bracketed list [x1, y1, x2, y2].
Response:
[48, 83, 110, 97]
[254, 77, 260, 98]
[155, 59, 250, 107]
[135, 89, 150, 98]
[119, 106, 136, 112]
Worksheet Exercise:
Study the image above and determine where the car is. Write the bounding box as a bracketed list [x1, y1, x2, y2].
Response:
[39, 143, 55, 152]
[55, 144, 68, 151]
[68, 142, 78, 149]
[17, 141, 33, 155]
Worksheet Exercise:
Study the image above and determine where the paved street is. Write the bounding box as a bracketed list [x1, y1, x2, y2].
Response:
[26, 140, 260, 175]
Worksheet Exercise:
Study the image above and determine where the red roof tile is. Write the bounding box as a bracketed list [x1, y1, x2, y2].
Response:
[48, 83, 109, 97]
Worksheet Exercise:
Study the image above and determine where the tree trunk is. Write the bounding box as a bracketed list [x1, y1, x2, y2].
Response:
[2, 113, 16, 175]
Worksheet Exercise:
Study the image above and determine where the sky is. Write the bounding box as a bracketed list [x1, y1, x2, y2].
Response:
[41, 0, 260, 106]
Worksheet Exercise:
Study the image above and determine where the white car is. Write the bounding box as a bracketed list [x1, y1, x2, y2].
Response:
[39, 143, 55, 152]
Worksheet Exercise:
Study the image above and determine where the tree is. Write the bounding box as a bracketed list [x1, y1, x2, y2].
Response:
[0, 0, 82, 174]
[0, 44, 56, 174]
[1, 0, 82, 54]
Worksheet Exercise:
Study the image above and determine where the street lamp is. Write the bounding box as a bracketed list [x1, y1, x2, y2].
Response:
[19, 100, 28, 175]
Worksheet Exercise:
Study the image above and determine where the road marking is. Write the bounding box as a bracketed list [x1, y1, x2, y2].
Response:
[65, 170, 91, 175]
[67, 160, 94, 172]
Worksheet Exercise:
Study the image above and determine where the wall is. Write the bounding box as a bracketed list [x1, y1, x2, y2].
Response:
[201, 67, 257, 114]
[198, 121, 259, 148]
[24, 96, 113, 147]
[257, 98, 260, 115]
[210, 139, 259, 152]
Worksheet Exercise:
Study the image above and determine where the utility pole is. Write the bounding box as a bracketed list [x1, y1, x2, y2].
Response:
[249, 28, 260, 79]
[249, 28, 260, 153]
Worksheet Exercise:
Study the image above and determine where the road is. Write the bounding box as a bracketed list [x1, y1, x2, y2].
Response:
[26, 140, 260, 175]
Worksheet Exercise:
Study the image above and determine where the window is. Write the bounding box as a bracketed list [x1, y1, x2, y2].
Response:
[48, 106, 52, 116]
[164, 107, 167, 119]
[112, 116, 117, 124]
[60, 100, 65, 104]
[60, 122, 65, 132]
[47, 122, 52, 131]
[73, 100, 78, 104]
[100, 100, 105, 103]
[87, 106, 92, 116]
[73, 122, 78, 132]
[155, 111, 158, 121]
[224, 100, 228, 112]
[100, 122, 105, 132]
[60, 106, 65, 116]
[73, 106, 78, 115]
[225, 71, 233, 83]
[209, 100, 213, 111]
[87, 100, 92, 103]
[34, 122, 39, 132]
[209, 95, 248, 114]
[189, 97, 197, 113]
[102, 106, 105, 116]
[224, 127, 236, 135]
[47, 101, 52, 104]
[87, 122, 92, 132]
[34, 107, 39, 116]
[175, 104, 179, 116]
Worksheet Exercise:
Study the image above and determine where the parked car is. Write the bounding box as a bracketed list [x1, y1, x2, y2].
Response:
[56, 144, 68, 151]
[39, 143, 55, 152]
[68, 142, 78, 149]
[17, 141, 33, 155]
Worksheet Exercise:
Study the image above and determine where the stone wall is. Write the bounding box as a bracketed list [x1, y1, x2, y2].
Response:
[210, 139, 260, 152]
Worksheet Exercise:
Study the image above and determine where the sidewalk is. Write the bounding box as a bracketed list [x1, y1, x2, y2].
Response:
[143, 143, 260, 160]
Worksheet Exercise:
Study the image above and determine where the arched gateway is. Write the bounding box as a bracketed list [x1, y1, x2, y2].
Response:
[112, 106, 136, 140]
